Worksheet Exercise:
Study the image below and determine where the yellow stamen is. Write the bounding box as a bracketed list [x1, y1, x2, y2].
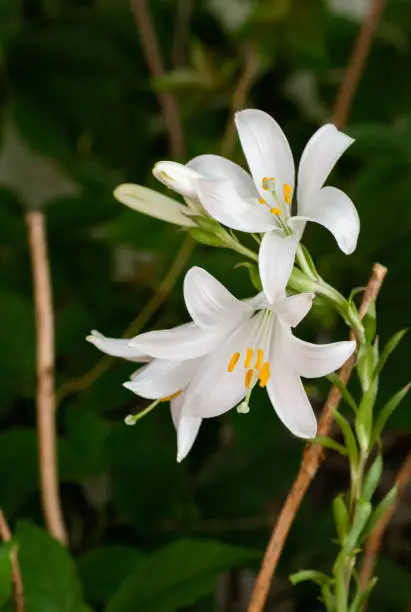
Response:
[259, 362, 271, 388]
[258, 197, 267, 205]
[283, 184, 292, 205]
[255, 348, 264, 370]
[245, 369, 254, 389]
[245, 348, 254, 369]
[161, 390, 182, 402]
[228, 352, 240, 372]
[262, 177, 269, 189]
[270, 207, 282, 216]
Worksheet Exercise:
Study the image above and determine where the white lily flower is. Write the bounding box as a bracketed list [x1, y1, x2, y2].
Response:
[86, 329, 203, 462]
[152, 109, 360, 254]
[113, 183, 195, 227]
[131, 231, 356, 439]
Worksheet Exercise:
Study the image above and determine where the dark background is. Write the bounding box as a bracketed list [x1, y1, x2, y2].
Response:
[0, 0, 411, 610]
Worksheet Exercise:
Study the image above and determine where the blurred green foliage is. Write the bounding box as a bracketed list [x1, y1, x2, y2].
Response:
[0, 0, 411, 610]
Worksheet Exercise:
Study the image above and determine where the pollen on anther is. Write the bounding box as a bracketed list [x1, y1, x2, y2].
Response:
[262, 177, 269, 190]
[270, 207, 282, 216]
[228, 352, 240, 372]
[245, 369, 254, 389]
[255, 349, 264, 370]
[161, 390, 182, 402]
[245, 348, 254, 369]
[283, 184, 292, 205]
[259, 362, 271, 388]
[258, 197, 267, 205]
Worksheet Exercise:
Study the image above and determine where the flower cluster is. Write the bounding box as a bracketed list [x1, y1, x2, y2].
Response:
[87, 109, 359, 462]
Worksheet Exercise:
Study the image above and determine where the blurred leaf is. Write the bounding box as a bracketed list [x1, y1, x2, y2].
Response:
[105, 539, 259, 612]
[0, 291, 35, 397]
[78, 546, 146, 605]
[15, 522, 86, 612]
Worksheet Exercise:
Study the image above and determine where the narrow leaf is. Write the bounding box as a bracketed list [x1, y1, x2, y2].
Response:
[362, 454, 383, 501]
[314, 436, 347, 457]
[360, 486, 398, 543]
[289, 569, 331, 586]
[374, 329, 408, 378]
[333, 410, 358, 467]
[327, 373, 357, 412]
[372, 384, 411, 445]
[333, 495, 349, 544]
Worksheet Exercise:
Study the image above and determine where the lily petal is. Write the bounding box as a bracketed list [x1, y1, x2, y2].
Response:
[266, 364, 317, 439]
[130, 322, 228, 361]
[124, 358, 200, 399]
[281, 324, 356, 378]
[197, 178, 275, 232]
[235, 109, 295, 198]
[153, 161, 201, 200]
[86, 330, 150, 362]
[114, 184, 195, 227]
[184, 266, 252, 328]
[274, 293, 314, 327]
[289, 186, 360, 255]
[259, 231, 299, 304]
[188, 154, 257, 198]
[183, 313, 264, 418]
[171, 392, 202, 462]
[297, 123, 354, 208]
[267, 320, 317, 438]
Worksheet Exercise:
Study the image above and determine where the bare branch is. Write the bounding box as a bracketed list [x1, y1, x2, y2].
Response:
[26, 211, 67, 545]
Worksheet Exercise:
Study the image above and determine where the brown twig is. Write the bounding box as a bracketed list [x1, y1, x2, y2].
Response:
[131, 0, 185, 157]
[172, 0, 192, 67]
[26, 211, 68, 545]
[359, 450, 411, 608]
[332, 0, 386, 129]
[0, 509, 24, 612]
[221, 45, 259, 157]
[247, 263, 387, 612]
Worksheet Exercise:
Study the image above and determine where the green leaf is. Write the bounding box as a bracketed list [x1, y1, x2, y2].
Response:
[105, 539, 259, 612]
[235, 262, 262, 291]
[78, 546, 146, 605]
[15, 521, 87, 612]
[355, 377, 378, 452]
[0, 542, 13, 607]
[360, 486, 397, 543]
[374, 329, 408, 378]
[314, 436, 347, 457]
[348, 577, 377, 612]
[336, 499, 372, 563]
[289, 569, 331, 586]
[372, 384, 411, 445]
[333, 495, 349, 544]
[188, 228, 225, 247]
[363, 300, 377, 344]
[362, 454, 383, 501]
[333, 410, 358, 468]
[327, 373, 357, 412]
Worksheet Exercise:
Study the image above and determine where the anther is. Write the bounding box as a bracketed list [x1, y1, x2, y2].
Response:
[228, 352, 240, 372]
[270, 207, 282, 216]
[245, 348, 254, 368]
[255, 349, 264, 370]
[245, 369, 254, 389]
[161, 390, 182, 402]
[258, 197, 267, 205]
[259, 362, 271, 387]
[283, 184, 292, 205]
